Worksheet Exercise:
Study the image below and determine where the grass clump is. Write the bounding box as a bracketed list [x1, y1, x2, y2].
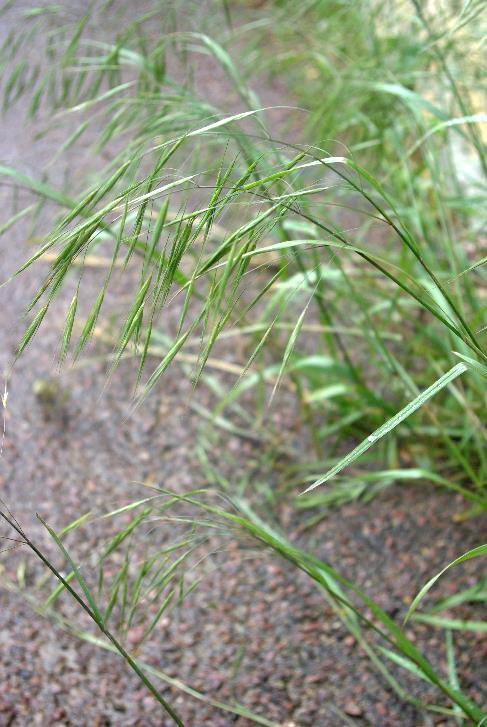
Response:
[1, 0, 487, 724]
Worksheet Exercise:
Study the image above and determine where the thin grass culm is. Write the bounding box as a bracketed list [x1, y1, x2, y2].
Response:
[0, 508, 185, 726]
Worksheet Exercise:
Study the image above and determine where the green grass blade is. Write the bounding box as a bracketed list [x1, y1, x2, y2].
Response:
[302, 363, 468, 493]
[406, 542, 487, 624]
[37, 515, 103, 626]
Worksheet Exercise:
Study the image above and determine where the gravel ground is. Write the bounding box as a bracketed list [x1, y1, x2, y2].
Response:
[1, 3, 487, 727]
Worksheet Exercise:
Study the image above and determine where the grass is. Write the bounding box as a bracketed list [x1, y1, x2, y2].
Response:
[1, 0, 487, 724]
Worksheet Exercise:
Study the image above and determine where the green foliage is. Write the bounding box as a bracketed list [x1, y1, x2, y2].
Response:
[2, 0, 487, 724]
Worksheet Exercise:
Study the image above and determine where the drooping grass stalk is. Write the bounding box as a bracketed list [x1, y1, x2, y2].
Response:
[0, 509, 185, 727]
[153, 490, 487, 723]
